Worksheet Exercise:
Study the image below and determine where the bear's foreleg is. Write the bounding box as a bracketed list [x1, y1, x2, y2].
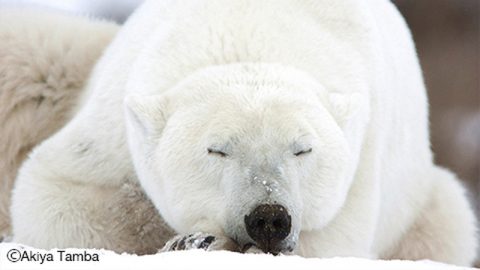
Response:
[386, 168, 477, 266]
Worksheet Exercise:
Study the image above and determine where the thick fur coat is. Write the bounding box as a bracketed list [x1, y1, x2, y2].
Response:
[0, 9, 117, 239]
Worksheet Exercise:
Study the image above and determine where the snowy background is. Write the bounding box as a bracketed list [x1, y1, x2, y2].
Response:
[0, 243, 474, 270]
[0, 0, 142, 22]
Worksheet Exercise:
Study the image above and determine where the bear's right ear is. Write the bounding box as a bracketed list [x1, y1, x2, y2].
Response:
[124, 94, 169, 138]
[327, 92, 368, 128]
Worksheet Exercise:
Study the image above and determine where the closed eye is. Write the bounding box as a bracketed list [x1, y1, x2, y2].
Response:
[294, 148, 312, 156]
[207, 148, 228, 157]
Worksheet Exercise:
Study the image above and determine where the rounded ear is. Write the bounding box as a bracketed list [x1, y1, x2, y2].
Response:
[327, 92, 368, 127]
[124, 94, 170, 138]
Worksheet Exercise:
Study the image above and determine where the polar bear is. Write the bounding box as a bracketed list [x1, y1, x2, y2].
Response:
[0, 9, 117, 240]
[8, 0, 478, 266]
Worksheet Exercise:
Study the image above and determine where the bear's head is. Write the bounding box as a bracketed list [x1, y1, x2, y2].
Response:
[124, 63, 369, 254]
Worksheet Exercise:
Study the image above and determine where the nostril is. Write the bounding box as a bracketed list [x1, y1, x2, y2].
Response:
[272, 218, 283, 229]
[256, 219, 266, 228]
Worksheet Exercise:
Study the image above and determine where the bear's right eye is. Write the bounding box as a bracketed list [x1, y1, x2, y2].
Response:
[207, 148, 228, 157]
[294, 148, 313, 156]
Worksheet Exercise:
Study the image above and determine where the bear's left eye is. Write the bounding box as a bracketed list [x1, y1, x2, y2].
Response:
[207, 148, 228, 157]
[294, 148, 312, 156]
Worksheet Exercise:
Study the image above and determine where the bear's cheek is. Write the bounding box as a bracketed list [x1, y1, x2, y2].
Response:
[300, 167, 352, 230]
[296, 155, 352, 230]
[160, 189, 226, 234]
[168, 176, 227, 232]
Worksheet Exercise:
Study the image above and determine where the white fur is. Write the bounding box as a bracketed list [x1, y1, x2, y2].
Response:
[8, 0, 477, 266]
[0, 8, 117, 240]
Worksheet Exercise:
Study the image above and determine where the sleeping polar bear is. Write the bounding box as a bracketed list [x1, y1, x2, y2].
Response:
[9, 0, 477, 266]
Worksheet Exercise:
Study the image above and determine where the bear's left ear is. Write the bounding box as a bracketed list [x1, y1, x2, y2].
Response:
[327, 92, 368, 126]
[124, 94, 170, 138]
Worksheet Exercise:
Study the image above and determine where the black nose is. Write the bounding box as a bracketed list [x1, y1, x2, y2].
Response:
[244, 204, 291, 253]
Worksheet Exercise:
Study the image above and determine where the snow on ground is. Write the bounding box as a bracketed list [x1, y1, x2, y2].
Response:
[0, 243, 473, 270]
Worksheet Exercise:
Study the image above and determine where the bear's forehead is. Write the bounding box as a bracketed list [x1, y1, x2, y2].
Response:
[205, 100, 308, 129]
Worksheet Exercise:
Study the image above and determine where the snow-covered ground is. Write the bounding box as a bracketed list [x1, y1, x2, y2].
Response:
[0, 243, 473, 270]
